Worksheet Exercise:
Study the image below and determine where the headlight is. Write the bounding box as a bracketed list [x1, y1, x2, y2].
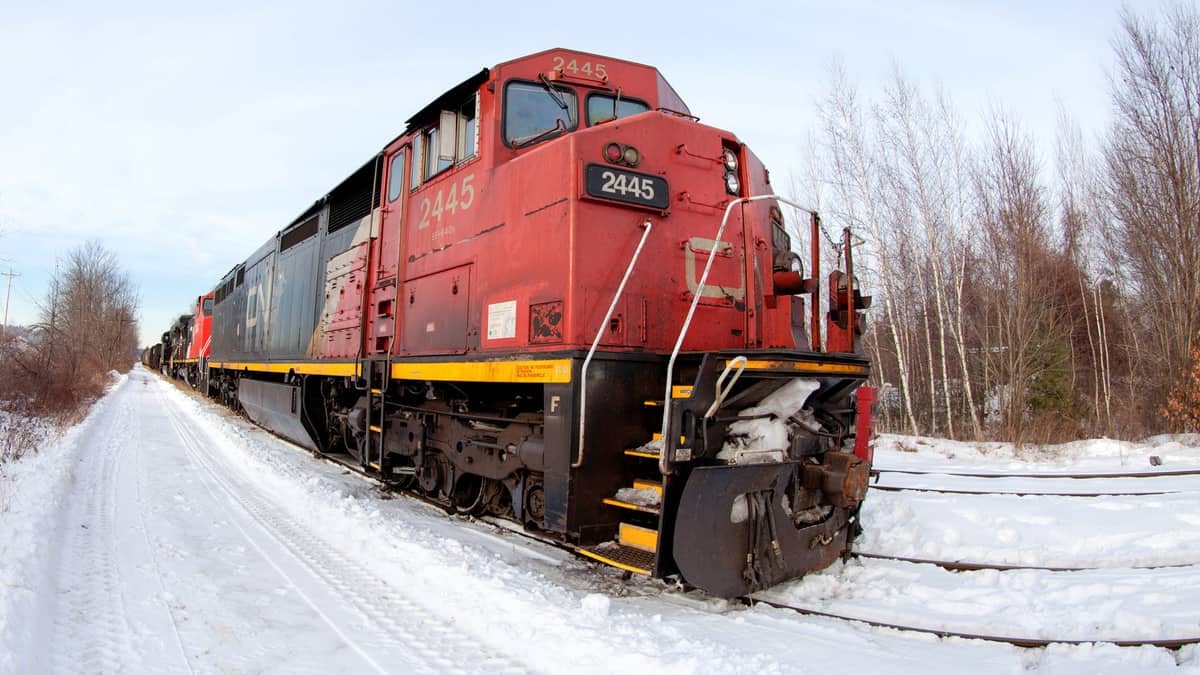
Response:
[722, 148, 738, 172]
[603, 142, 641, 167]
[604, 142, 623, 163]
[724, 172, 740, 195]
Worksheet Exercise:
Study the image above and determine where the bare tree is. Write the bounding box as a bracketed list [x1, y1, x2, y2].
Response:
[1055, 111, 1116, 435]
[874, 69, 986, 439]
[816, 63, 922, 434]
[1103, 2, 1200, 420]
[23, 241, 141, 411]
[973, 110, 1080, 443]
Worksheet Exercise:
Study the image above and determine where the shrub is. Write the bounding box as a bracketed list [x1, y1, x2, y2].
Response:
[1163, 346, 1200, 432]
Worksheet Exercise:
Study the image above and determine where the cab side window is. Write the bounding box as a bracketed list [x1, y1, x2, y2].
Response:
[425, 126, 446, 178]
[457, 96, 478, 161]
[503, 81, 577, 147]
[586, 94, 650, 125]
[410, 135, 423, 189]
[410, 94, 480, 188]
[387, 149, 406, 203]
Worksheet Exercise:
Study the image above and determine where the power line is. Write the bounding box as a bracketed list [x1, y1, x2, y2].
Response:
[1, 268, 19, 337]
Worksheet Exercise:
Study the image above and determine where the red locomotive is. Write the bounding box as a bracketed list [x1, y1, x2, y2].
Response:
[161, 291, 214, 387]
[173, 48, 873, 598]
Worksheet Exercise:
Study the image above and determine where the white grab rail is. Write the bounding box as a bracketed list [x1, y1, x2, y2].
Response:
[573, 219, 653, 469]
[705, 355, 748, 418]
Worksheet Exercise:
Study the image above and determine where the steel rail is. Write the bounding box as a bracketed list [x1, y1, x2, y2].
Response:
[867, 483, 1184, 498]
[849, 551, 1198, 573]
[745, 596, 1200, 650]
[872, 467, 1200, 479]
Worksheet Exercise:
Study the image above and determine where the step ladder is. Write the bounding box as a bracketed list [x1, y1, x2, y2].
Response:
[578, 395, 686, 576]
[362, 358, 389, 473]
[579, 473, 662, 575]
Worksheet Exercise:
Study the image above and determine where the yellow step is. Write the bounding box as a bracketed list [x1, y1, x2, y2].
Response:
[602, 497, 659, 515]
[650, 433, 686, 443]
[619, 522, 658, 553]
[632, 479, 662, 497]
[578, 543, 654, 575]
[624, 448, 659, 459]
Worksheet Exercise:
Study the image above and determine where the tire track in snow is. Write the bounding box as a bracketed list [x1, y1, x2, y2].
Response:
[49, 390, 137, 674]
[123, 380, 196, 674]
[163, 391, 526, 674]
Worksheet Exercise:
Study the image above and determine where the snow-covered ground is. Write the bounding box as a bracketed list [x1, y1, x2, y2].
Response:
[872, 433, 1200, 474]
[856, 489, 1200, 567]
[0, 368, 1197, 673]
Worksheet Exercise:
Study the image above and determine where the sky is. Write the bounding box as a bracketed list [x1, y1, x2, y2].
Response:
[0, 0, 1134, 345]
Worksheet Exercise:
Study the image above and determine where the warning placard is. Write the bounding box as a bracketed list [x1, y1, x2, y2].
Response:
[486, 300, 517, 340]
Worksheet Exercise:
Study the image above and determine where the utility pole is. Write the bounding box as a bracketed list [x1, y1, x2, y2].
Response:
[1, 268, 18, 338]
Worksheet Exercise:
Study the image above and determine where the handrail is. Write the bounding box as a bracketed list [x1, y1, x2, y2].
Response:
[704, 355, 747, 419]
[658, 195, 817, 475]
[573, 219, 654, 469]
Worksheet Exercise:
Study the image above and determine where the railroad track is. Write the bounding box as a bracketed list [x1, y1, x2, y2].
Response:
[872, 467, 1200, 479]
[743, 595, 1200, 650]
[272, 438, 1200, 583]
[240, 447, 1200, 652]
[166, 380, 1200, 652]
[867, 483, 1183, 497]
[849, 551, 1197, 572]
[869, 466, 1200, 497]
[212, 417, 1200, 654]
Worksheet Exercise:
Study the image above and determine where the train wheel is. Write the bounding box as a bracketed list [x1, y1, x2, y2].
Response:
[452, 473, 485, 515]
[418, 454, 442, 495]
[524, 477, 544, 527]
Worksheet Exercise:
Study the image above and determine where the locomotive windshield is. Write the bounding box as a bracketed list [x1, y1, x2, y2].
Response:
[586, 94, 649, 125]
[504, 80, 577, 147]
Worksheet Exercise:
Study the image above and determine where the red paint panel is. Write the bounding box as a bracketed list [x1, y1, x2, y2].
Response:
[187, 291, 213, 359]
[402, 265, 472, 354]
[316, 240, 369, 359]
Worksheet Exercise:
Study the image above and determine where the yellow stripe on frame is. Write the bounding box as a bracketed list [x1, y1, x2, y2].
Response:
[391, 359, 572, 384]
[208, 361, 360, 377]
[736, 359, 869, 375]
[207, 358, 573, 383]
